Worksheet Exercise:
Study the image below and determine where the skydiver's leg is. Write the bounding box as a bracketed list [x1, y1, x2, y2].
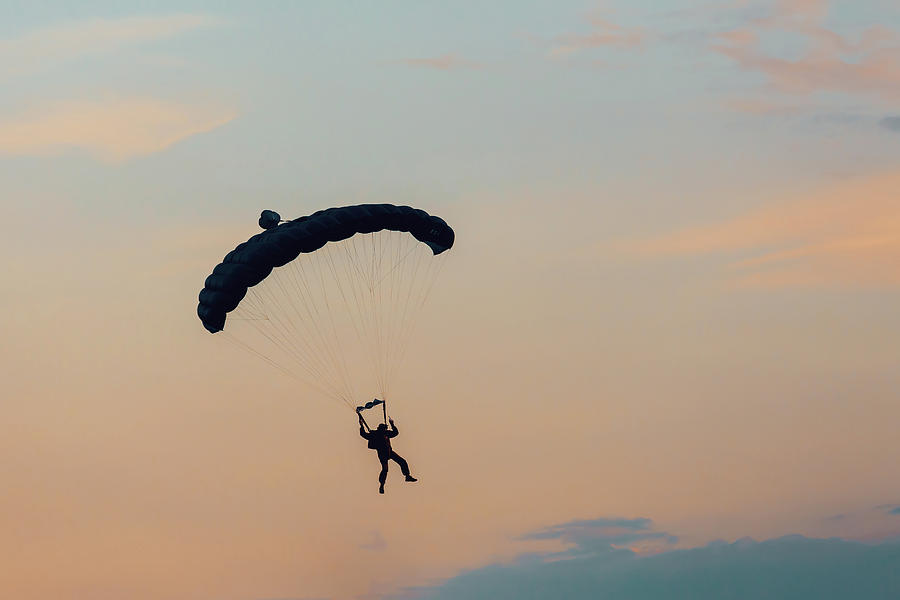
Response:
[389, 451, 410, 476]
[378, 456, 389, 493]
[390, 451, 416, 481]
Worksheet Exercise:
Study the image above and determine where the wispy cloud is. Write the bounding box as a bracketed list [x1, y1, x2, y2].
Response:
[519, 517, 677, 558]
[550, 9, 647, 58]
[0, 14, 223, 78]
[620, 170, 900, 289]
[0, 96, 236, 162]
[713, 1, 900, 106]
[395, 54, 481, 70]
[521, 517, 653, 540]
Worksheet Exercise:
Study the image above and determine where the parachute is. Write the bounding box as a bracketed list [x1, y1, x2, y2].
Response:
[197, 204, 454, 409]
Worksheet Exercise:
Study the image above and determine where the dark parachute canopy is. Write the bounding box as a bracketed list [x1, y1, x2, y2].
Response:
[197, 204, 454, 407]
[198, 204, 453, 333]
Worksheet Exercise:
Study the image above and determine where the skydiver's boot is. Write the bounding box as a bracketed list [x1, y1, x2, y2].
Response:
[405, 475, 417, 482]
[379, 483, 385, 494]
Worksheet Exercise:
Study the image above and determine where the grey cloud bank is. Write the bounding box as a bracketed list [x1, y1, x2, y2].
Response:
[402, 532, 900, 600]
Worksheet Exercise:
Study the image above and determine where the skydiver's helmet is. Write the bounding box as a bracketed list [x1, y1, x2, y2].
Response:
[377, 424, 388, 432]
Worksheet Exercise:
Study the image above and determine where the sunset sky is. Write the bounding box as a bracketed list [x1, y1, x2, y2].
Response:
[2, 1, 900, 599]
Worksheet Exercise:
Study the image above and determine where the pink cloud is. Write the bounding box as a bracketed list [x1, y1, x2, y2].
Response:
[550, 9, 647, 57]
[714, 1, 900, 105]
[622, 170, 900, 288]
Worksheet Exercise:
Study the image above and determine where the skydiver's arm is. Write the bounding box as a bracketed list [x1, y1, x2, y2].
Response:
[358, 412, 371, 438]
[387, 419, 399, 438]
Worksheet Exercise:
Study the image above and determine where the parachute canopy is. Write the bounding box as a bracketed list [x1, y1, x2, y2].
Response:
[198, 204, 453, 334]
[197, 204, 454, 408]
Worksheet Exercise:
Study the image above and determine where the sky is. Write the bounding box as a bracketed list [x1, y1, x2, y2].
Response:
[1, 0, 900, 598]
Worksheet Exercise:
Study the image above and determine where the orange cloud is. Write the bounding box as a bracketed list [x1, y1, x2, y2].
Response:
[623, 170, 900, 288]
[0, 14, 223, 78]
[0, 97, 236, 162]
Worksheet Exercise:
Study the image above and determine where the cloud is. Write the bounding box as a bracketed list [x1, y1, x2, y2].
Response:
[0, 14, 223, 78]
[519, 519, 678, 557]
[395, 54, 480, 70]
[402, 518, 900, 600]
[521, 517, 653, 540]
[517, 518, 677, 558]
[713, 2, 900, 106]
[619, 170, 900, 289]
[879, 116, 900, 131]
[0, 96, 236, 162]
[550, 10, 647, 57]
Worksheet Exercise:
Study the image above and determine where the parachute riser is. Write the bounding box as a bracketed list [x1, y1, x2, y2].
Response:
[356, 398, 389, 430]
[357, 410, 371, 433]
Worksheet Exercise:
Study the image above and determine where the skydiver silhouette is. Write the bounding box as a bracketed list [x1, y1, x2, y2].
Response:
[359, 414, 417, 494]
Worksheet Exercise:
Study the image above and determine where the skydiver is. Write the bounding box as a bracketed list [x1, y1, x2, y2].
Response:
[359, 413, 417, 494]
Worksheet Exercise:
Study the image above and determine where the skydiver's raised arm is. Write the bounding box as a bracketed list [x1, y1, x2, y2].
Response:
[358, 414, 372, 439]
[387, 418, 399, 438]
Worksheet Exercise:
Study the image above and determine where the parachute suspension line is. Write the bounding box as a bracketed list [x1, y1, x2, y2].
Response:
[239, 288, 335, 393]
[221, 331, 337, 402]
[371, 232, 387, 392]
[373, 232, 391, 398]
[349, 233, 390, 396]
[383, 232, 410, 398]
[229, 254, 355, 407]
[379, 233, 408, 399]
[383, 242, 447, 394]
[282, 251, 356, 407]
[383, 239, 427, 396]
[302, 245, 358, 404]
[344, 234, 378, 364]
[337, 235, 373, 389]
[263, 268, 350, 404]
[317, 244, 358, 405]
[241, 277, 350, 404]
[323, 241, 363, 343]
[371, 231, 414, 400]
[220, 228, 448, 410]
